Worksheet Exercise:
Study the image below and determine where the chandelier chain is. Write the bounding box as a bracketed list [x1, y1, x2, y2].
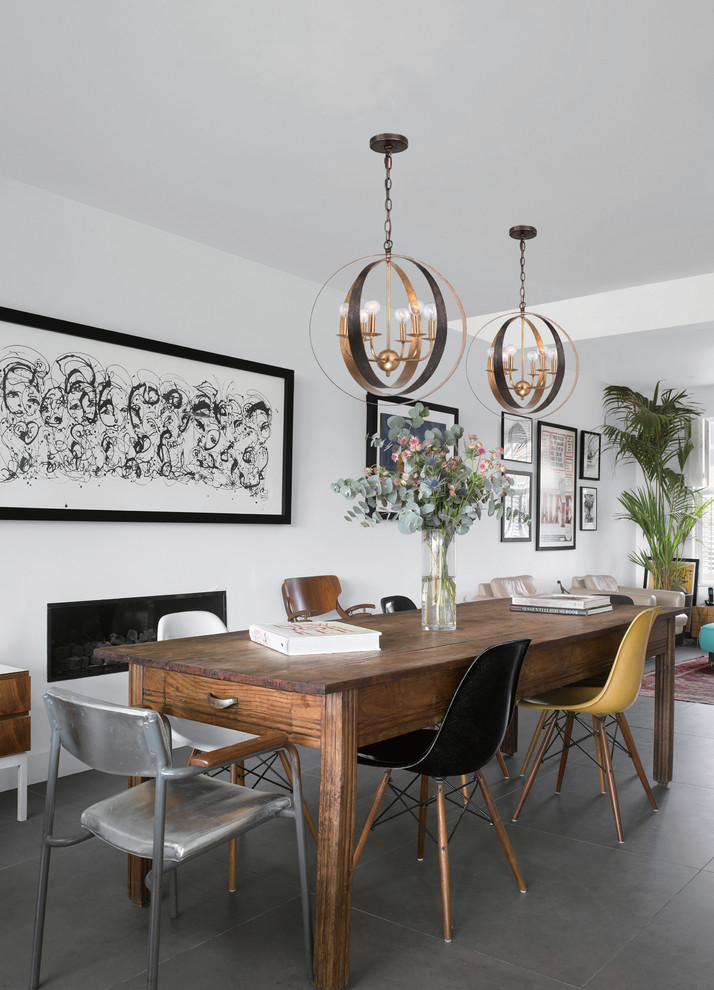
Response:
[519, 237, 527, 313]
[383, 147, 393, 255]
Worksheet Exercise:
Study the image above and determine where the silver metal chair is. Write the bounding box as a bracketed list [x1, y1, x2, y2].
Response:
[159, 611, 318, 877]
[30, 688, 313, 990]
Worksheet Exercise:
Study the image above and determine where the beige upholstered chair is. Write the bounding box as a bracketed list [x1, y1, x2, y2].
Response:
[474, 575, 539, 601]
[570, 575, 687, 635]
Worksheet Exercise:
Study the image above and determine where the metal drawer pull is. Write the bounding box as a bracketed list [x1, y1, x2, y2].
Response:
[206, 694, 239, 710]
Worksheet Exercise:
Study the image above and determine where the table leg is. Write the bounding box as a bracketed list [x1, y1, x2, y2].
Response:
[653, 618, 675, 785]
[313, 690, 357, 990]
[128, 663, 150, 905]
[501, 708, 518, 757]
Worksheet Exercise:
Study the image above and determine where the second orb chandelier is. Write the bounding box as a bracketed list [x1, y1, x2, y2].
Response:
[468, 225, 579, 416]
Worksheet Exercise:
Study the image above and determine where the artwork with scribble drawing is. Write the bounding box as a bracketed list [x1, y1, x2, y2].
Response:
[0, 308, 293, 522]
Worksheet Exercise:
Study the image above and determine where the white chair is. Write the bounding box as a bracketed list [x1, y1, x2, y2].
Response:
[158, 611, 318, 891]
[30, 688, 312, 990]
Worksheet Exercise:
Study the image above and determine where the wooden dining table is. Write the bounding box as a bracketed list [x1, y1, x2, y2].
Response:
[94, 598, 677, 990]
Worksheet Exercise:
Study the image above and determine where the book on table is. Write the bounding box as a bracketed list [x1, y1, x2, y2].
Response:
[249, 620, 382, 655]
[510, 593, 612, 610]
[510, 603, 613, 616]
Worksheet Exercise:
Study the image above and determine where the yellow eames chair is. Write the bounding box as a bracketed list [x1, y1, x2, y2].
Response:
[511, 608, 659, 842]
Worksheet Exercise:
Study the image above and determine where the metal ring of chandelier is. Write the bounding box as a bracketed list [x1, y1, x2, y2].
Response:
[466, 309, 579, 417]
[309, 252, 467, 400]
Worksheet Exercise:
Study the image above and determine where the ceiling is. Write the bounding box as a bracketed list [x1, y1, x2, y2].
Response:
[1, 1, 713, 392]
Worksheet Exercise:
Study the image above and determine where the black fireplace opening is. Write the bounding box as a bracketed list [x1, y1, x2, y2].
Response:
[47, 590, 227, 682]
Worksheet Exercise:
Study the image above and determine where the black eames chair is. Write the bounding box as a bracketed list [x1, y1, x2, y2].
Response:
[353, 638, 531, 942]
[380, 595, 418, 613]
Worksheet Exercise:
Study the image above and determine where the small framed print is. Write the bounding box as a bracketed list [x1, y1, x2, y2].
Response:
[501, 412, 532, 463]
[501, 470, 532, 543]
[579, 430, 601, 480]
[580, 486, 597, 530]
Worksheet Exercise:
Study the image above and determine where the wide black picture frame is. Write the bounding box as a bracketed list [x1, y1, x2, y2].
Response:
[0, 306, 293, 523]
[536, 420, 577, 550]
[579, 429, 601, 480]
[501, 469, 532, 543]
[366, 394, 459, 471]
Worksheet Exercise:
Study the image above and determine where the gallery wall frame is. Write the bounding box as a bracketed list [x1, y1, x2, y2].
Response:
[501, 469, 532, 543]
[536, 420, 577, 550]
[365, 394, 459, 471]
[579, 429, 601, 480]
[501, 411, 532, 463]
[0, 306, 294, 523]
[579, 485, 597, 530]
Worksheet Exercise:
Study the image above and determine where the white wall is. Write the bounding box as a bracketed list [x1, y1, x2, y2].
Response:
[0, 175, 636, 789]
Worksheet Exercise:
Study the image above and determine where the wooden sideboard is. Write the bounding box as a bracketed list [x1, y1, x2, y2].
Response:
[0, 664, 31, 821]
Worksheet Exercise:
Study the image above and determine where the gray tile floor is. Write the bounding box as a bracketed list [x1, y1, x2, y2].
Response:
[2, 645, 713, 990]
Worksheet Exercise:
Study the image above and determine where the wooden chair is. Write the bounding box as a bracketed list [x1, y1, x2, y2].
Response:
[352, 638, 531, 941]
[512, 608, 659, 842]
[282, 575, 374, 621]
[30, 688, 312, 990]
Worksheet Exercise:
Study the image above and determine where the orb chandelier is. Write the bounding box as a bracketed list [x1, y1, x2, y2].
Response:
[467, 225, 579, 416]
[309, 133, 467, 399]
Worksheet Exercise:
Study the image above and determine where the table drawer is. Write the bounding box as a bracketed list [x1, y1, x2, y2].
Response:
[0, 714, 31, 756]
[0, 670, 30, 718]
[143, 668, 322, 745]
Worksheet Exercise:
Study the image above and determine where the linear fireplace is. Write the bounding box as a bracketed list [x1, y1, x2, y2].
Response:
[47, 590, 227, 682]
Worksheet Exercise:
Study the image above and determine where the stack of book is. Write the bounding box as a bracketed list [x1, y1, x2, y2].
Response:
[249, 620, 382, 655]
[510, 593, 613, 616]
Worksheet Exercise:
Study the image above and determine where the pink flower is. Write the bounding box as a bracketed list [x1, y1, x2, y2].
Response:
[409, 436, 422, 451]
[477, 446, 486, 456]
[391, 452, 399, 462]
[498, 446, 504, 454]
[399, 436, 408, 446]
[478, 459, 489, 475]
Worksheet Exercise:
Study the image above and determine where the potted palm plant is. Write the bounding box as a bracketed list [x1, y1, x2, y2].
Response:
[602, 382, 711, 591]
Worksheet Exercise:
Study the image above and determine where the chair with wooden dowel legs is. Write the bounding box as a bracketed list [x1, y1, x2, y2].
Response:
[352, 638, 531, 942]
[511, 608, 660, 842]
[516, 595, 637, 778]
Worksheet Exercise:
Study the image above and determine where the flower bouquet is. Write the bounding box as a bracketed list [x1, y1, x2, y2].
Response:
[332, 403, 516, 630]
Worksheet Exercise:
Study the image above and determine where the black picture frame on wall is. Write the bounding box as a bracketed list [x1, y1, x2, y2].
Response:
[536, 420, 577, 550]
[580, 486, 597, 530]
[366, 394, 459, 471]
[579, 430, 601, 480]
[501, 411, 532, 463]
[501, 470, 532, 543]
[0, 306, 293, 523]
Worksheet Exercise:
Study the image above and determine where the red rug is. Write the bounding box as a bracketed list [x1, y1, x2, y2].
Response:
[640, 655, 714, 704]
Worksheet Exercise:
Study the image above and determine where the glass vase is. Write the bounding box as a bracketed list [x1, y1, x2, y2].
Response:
[421, 528, 456, 631]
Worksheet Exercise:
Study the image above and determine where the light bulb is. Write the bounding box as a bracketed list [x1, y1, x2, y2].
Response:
[410, 299, 425, 315]
[338, 303, 349, 318]
[547, 346, 557, 361]
[422, 302, 437, 321]
[394, 308, 409, 323]
[364, 299, 381, 315]
[505, 345, 517, 356]
[359, 308, 369, 323]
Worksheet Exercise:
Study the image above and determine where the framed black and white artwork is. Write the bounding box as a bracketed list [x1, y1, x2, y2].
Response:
[0, 306, 293, 523]
[579, 486, 597, 530]
[501, 470, 532, 543]
[579, 430, 601, 480]
[501, 411, 532, 463]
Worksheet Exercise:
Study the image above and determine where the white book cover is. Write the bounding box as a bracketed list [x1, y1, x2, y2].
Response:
[249, 620, 381, 656]
[510, 593, 611, 609]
